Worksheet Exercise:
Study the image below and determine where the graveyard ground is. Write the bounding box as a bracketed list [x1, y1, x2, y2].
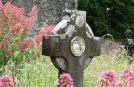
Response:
[1, 46, 130, 87]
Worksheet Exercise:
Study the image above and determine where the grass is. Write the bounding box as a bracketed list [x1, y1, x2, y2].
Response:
[84, 55, 129, 87]
[1, 46, 131, 87]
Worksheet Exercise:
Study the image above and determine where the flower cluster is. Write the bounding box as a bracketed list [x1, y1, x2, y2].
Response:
[97, 64, 134, 87]
[24, 24, 55, 58]
[34, 24, 55, 45]
[55, 73, 74, 87]
[0, 1, 37, 31]
[0, 75, 14, 87]
[0, 0, 56, 86]
[0, 3, 39, 87]
[0, 0, 38, 55]
[120, 64, 134, 87]
[0, 0, 38, 65]
[97, 70, 122, 87]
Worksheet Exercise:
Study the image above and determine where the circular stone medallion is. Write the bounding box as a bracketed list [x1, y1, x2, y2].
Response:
[71, 36, 85, 56]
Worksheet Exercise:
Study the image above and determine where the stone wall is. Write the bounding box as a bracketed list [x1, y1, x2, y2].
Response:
[2, 0, 77, 36]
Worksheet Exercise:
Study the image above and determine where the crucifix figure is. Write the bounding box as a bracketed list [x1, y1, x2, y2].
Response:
[42, 10, 101, 87]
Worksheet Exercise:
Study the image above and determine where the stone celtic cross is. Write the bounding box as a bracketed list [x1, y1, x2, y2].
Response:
[42, 10, 101, 87]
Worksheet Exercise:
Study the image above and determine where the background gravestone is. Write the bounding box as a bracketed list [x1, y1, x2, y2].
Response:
[2, 0, 77, 36]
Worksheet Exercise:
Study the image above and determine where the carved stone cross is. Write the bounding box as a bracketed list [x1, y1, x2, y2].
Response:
[42, 10, 101, 87]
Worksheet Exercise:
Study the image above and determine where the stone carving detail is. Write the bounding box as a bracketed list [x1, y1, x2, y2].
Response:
[75, 15, 85, 27]
[2, 0, 77, 36]
[71, 36, 85, 56]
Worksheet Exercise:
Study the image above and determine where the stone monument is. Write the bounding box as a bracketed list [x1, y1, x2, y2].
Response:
[42, 10, 101, 87]
[122, 30, 134, 64]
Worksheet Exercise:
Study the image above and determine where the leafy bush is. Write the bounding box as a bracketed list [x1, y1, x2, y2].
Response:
[0, 0, 55, 85]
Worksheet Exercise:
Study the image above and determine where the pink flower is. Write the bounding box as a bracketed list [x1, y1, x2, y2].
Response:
[0, 28, 4, 34]
[10, 24, 21, 36]
[17, 8, 25, 17]
[0, 0, 2, 8]
[97, 70, 119, 87]
[131, 64, 134, 69]
[55, 73, 73, 87]
[2, 36, 8, 50]
[98, 70, 116, 82]
[120, 68, 132, 79]
[34, 34, 43, 45]
[27, 16, 35, 28]
[18, 41, 28, 51]
[28, 6, 38, 17]
[0, 75, 14, 87]
[120, 68, 134, 87]
[4, 1, 12, 14]
[43, 24, 55, 35]
[33, 24, 55, 45]
[20, 16, 28, 25]
[114, 81, 122, 87]
[35, 52, 40, 58]
[25, 38, 35, 49]
[6, 49, 11, 56]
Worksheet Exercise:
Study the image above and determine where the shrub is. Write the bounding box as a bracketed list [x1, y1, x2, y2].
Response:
[0, 0, 38, 74]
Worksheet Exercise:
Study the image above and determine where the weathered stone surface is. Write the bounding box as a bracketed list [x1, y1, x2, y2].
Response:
[2, 0, 77, 36]
[42, 10, 101, 87]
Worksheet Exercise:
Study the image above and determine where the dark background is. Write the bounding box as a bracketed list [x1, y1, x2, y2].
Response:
[78, 0, 134, 40]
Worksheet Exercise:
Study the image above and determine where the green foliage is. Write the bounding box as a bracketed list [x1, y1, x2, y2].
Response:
[78, 0, 134, 39]
[2, 57, 58, 87]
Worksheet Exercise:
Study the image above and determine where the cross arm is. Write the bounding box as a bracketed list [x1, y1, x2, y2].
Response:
[42, 35, 63, 57]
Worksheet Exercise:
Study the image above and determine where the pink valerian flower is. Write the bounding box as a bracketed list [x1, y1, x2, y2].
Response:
[27, 16, 35, 28]
[55, 73, 74, 87]
[40, 24, 55, 35]
[34, 34, 43, 46]
[35, 52, 40, 58]
[0, 1, 37, 31]
[0, 28, 4, 34]
[114, 81, 122, 87]
[15, 8, 25, 17]
[44, 24, 55, 35]
[25, 38, 35, 49]
[131, 64, 134, 69]
[3, 1, 11, 14]
[97, 70, 122, 87]
[20, 16, 35, 31]
[98, 70, 116, 83]
[2, 36, 8, 50]
[10, 23, 21, 36]
[33, 24, 55, 46]
[0, 0, 2, 8]
[18, 41, 28, 51]
[28, 6, 38, 17]
[6, 49, 11, 56]
[0, 75, 14, 87]
[120, 68, 132, 79]
[120, 68, 134, 87]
